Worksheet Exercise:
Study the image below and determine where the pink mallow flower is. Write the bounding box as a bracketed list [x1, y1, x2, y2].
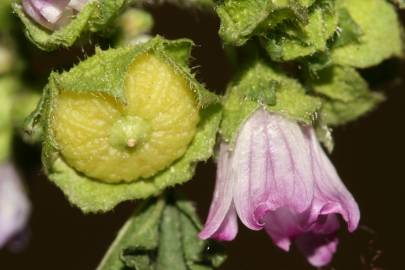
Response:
[199, 108, 360, 267]
[22, 0, 88, 30]
[0, 162, 31, 249]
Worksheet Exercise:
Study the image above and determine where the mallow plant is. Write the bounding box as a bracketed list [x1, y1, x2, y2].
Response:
[0, 0, 403, 268]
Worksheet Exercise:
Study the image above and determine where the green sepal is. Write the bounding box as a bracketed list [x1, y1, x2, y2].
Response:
[330, 8, 362, 49]
[55, 36, 217, 106]
[28, 38, 222, 213]
[13, 0, 126, 51]
[302, 52, 332, 78]
[260, 0, 338, 62]
[301, 6, 362, 77]
[215, 0, 316, 46]
[310, 65, 384, 126]
[221, 59, 321, 144]
[23, 86, 48, 145]
[97, 194, 226, 270]
[331, 0, 403, 68]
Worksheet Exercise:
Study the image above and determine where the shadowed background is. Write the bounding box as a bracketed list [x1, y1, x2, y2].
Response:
[1, 3, 404, 269]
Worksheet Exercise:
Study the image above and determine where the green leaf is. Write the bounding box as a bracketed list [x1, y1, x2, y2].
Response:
[261, 0, 338, 61]
[97, 194, 226, 270]
[175, 200, 226, 269]
[221, 59, 321, 143]
[331, 0, 403, 68]
[321, 94, 383, 126]
[216, 0, 316, 46]
[156, 204, 187, 270]
[13, 0, 126, 51]
[97, 198, 165, 270]
[310, 65, 384, 125]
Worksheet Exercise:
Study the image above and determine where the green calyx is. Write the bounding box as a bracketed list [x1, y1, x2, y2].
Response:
[27, 37, 221, 213]
[261, 0, 338, 61]
[13, 0, 127, 51]
[217, 0, 403, 65]
[221, 58, 321, 144]
[216, 0, 316, 46]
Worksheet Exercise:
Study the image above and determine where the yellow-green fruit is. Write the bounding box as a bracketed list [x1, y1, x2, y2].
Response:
[52, 54, 200, 183]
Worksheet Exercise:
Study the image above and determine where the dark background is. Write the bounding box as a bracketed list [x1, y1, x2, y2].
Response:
[1, 3, 405, 269]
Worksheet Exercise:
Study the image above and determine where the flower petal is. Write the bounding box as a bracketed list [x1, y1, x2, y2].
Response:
[30, 0, 70, 23]
[207, 204, 238, 241]
[231, 108, 273, 230]
[306, 128, 360, 232]
[199, 143, 235, 240]
[296, 215, 340, 267]
[232, 109, 313, 230]
[263, 207, 302, 251]
[68, 0, 88, 11]
[0, 162, 31, 249]
[264, 113, 314, 212]
[22, 0, 53, 29]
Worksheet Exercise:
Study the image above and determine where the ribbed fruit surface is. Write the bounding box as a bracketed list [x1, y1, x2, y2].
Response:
[52, 54, 199, 183]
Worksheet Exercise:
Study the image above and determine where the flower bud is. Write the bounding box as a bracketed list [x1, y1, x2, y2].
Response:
[14, 0, 127, 51]
[29, 37, 221, 212]
[21, 0, 88, 30]
[115, 9, 154, 46]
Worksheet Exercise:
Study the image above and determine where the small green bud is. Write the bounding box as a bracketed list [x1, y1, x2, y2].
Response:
[115, 9, 154, 46]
